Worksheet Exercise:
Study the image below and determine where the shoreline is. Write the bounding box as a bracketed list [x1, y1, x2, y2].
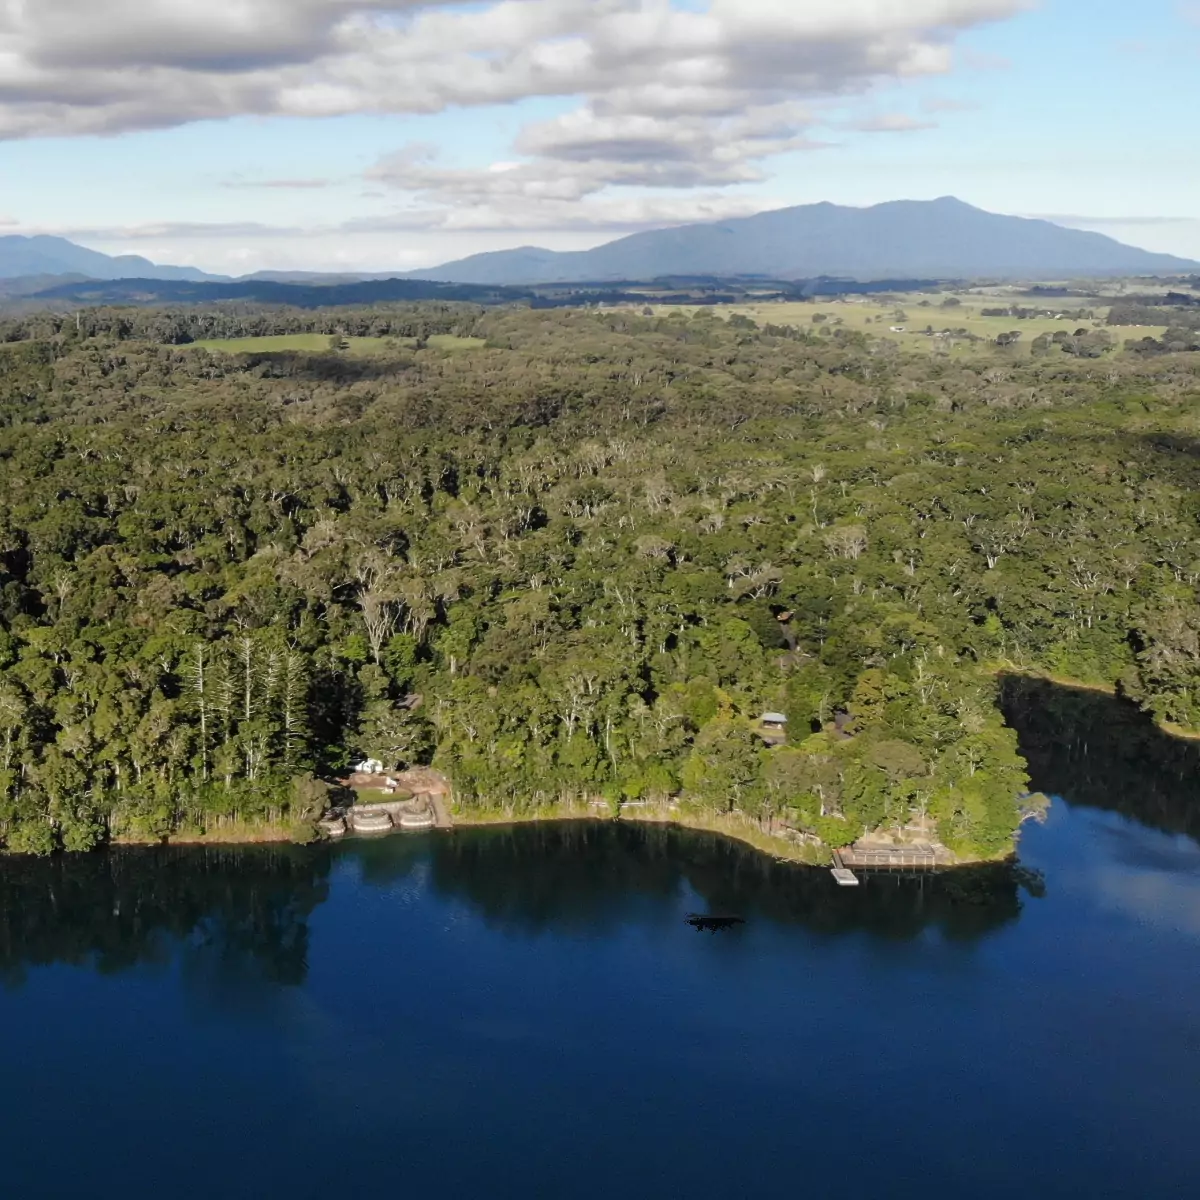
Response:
[109, 821, 318, 849]
[5, 808, 1010, 869]
[24, 668, 1183, 863]
[450, 802, 834, 866]
[449, 804, 1017, 868]
[76, 805, 847, 865]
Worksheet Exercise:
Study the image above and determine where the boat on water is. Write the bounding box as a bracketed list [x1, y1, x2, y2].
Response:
[685, 914, 746, 933]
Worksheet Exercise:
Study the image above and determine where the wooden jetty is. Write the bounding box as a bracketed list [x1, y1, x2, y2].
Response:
[839, 845, 950, 871]
[830, 850, 860, 887]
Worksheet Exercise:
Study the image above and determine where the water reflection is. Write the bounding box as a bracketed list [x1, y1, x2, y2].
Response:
[0, 845, 330, 990]
[3, 686, 1199, 1200]
[1001, 676, 1200, 841]
[413, 821, 1030, 941]
[7, 676, 1196, 991]
[0, 824, 1033, 990]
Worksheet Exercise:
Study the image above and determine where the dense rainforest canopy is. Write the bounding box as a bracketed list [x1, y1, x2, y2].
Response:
[1, 302, 1199, 859]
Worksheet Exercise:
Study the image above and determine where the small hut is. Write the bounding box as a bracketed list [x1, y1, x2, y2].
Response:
[758, 713, 789, 746]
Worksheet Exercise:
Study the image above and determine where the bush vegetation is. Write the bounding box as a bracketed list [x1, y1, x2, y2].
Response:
[1, 303, 1198, 858]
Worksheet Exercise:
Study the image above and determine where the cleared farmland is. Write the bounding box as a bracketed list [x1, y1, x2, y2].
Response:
[643, 294, 1168, 355]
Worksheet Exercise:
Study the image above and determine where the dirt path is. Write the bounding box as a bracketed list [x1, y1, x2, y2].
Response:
[430, 792, 453, 830]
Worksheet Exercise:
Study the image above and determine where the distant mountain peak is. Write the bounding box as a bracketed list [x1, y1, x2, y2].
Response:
[403, 198, 1197, 286]
[0, 234, 225, 283]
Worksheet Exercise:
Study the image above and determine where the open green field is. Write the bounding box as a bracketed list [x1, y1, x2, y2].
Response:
[643, 294, 1168, 355]
[190, 334, 411, 355]
[351, 788, 414, 803]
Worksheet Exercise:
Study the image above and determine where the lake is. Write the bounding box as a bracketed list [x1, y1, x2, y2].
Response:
[2, 679, 1199, 1199]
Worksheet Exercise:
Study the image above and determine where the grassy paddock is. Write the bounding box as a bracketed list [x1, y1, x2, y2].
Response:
[351, 788, 415, 803]
[641, 297, 1168, 355]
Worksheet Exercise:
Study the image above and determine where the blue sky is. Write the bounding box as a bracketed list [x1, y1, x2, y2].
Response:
[0, 0, 1198, 273]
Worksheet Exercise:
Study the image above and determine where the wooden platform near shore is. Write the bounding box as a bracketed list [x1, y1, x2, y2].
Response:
[830, 850, 860, 886]
[838, 846, 952, 870]
[324, 769, 454, 841]
[332, 767, 454, 836]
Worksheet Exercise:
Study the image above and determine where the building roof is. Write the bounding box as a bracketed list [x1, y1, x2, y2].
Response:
[761, 712, 789, 725]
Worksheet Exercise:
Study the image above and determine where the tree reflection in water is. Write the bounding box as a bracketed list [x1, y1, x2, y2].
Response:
[418, 821, 1031, 942]
[25, 672, 1196, 996]
[1, 824, 1034, 992]
[0, 845, 331, 992]
[1001, 675, 1200, 842]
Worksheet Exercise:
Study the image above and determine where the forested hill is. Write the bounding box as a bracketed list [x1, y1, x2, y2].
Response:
[1, 304, 1199, 859]
[3, 275, 529, 310]
[0, 273, 937, 314]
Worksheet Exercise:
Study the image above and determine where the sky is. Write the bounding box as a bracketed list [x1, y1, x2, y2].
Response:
[0, 0, 1198, 275]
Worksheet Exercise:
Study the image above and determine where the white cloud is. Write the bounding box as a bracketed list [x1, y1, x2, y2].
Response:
[848, 113, 938, 132]
[0, 0, 1034, 138]
[67, 228, 620, 275]
[364, 101, 827, 231]
[921, 96, 980, 112]
[222, 178, 337, 190]
[45, 190, 776, 242]
[64, 220, 306, 240]
[515, 103, 821, 171]
[346, 0, 1037, 237]
[346, 190, 778, 232]
[0, 1, 1037, 254]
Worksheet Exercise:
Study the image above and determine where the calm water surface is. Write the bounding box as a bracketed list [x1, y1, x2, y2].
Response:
[2, 681, 1200, 1199]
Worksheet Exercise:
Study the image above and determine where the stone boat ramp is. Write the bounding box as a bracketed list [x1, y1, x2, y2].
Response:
[319, 767, 453, 839]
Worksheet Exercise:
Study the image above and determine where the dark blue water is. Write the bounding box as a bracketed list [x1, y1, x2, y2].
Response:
[3, 686, 1200, 1198]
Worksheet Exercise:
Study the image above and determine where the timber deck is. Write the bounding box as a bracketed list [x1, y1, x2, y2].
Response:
[838, 846, 952, 870]
[830, 850, 860, 887]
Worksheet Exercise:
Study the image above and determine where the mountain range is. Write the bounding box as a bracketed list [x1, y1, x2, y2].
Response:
[406, 198, 1197, 284]
[1, 199, 1195, 292]
[0, 235, 222, 282]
